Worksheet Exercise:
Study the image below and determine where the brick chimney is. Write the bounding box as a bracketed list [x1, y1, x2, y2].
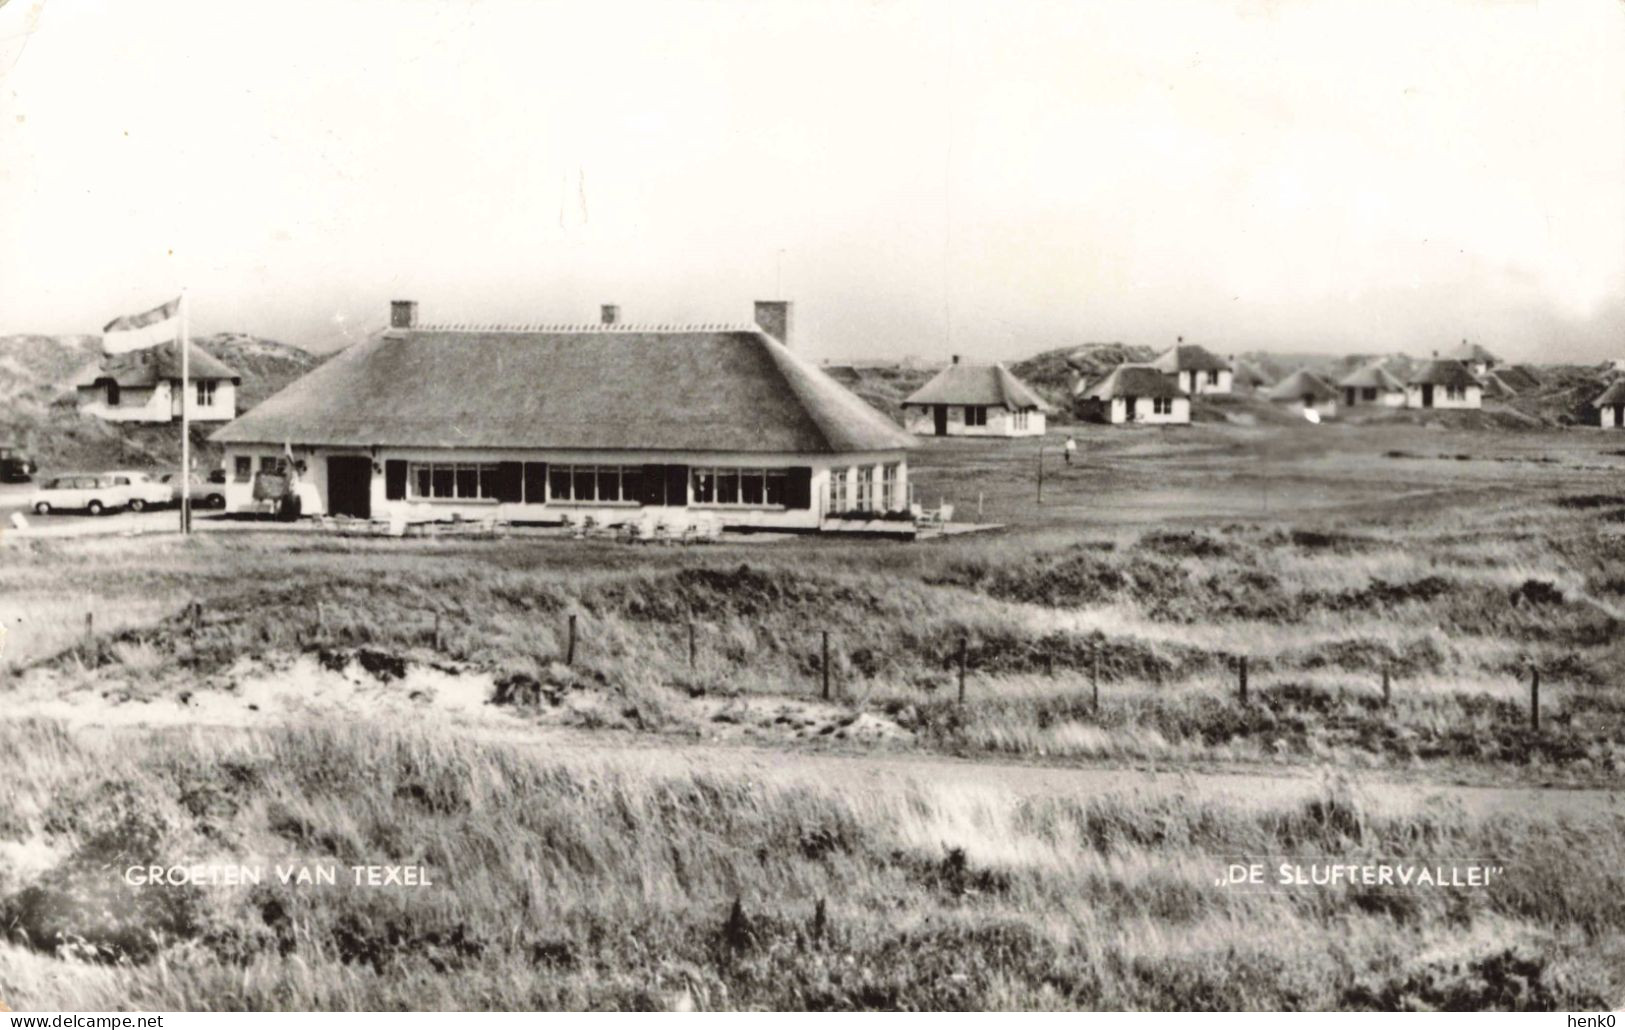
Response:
[390, 300, 418, 329]
[601, 304, 620, 326]
[754, 300, 792, 345]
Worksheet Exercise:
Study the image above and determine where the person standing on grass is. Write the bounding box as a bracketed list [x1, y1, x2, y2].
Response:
[1064, 434, 1077, 466]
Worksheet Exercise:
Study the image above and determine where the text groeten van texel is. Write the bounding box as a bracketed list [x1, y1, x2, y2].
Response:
[124, 864, 433, 887]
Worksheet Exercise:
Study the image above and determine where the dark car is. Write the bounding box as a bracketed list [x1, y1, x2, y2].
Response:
[0, 446, 36, 483]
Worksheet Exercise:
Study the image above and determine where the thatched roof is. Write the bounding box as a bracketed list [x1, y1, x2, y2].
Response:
[1478, 372, 1517, 400]
[1268, 370, 1338, 402]
[1497, 365, 1541, 392]
[1445, 340, 1501, 365]
[1407, 359, 1480, 389]
[1337, 363, 1405, 391]
[76, 341, 239, 388]
[1150, 343, 1231, 373]
[1593, 380, 1625, 407]
[1232, 360, 1273, 388]
[212, 326, 914, 454]
[903, 362, 1052, 412]
[1078, 364, 1183, 400]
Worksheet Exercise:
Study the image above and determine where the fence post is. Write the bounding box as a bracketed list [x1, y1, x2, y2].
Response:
[1043, 652, 1054, 678]
[566, 614, 577, 666]
[821, 630, 830, 701]
[688, 622, 697, 669]
[957, 636, 967, 704]
[1381, 665, 1391, 707]
[84, 611, 93, 649]
[433, 611, 443, 651]
[1238, 655, 1249, 704]
[1036, 447, 1045, 506]
[1530, 666, 1540, 732]
[190, 601, 202, 635]
[977, 492, 984, 520]
[317, 601, 325, 640]
[1092, 644, 1101, 712]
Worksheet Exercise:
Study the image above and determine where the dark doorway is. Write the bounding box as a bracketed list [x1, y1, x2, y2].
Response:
[1615, 406, 1623, 428]
[327, 456, 372, 518]
[1421, 385, 1434, 408]
[933, 405, 948, 436]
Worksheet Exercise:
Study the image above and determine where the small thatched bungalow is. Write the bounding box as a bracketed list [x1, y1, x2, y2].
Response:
[1405, 359, 1482, 410]
[901, 357, 1051, 437]
[1267, 370, 1338, 418]
[1231, 360, 1273, 394]
[1151, 340, 1232, 395]
[76, 342, 239, 424]
[1593, 380, 1625, 429]
[211, 300, 915, 530]
[1336, 363, 1406, 408]
[1444, 340, 1501, 377]
[1075, 364, 1190, 425]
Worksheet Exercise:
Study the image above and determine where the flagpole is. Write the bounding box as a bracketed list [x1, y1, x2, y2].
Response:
[179, 290, 191, 535]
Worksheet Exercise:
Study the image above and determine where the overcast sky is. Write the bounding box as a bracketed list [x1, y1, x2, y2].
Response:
[1, 0, 1621, 364]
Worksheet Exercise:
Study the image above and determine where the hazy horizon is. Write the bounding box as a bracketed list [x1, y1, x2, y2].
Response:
[2, 0, 1621, 365]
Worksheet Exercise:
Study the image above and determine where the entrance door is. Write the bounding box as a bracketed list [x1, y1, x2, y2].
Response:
[327, 456, 372, 518]
[1421, 385, 1434, 408]
[933, 405, 948, 436]
[1616, 405, 1623, 428]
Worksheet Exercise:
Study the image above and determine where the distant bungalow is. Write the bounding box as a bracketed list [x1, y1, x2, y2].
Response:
[1231, 360, 1273, 394]
[1444, 340, 1501, 377]
[1151, 339, 1233, 395]
[901, 357, 1051, 438]
[1267, 370, 1338, 418]
[1075, 364, 1190, 425]
[1594, 380, 1625, 429]
[76, 341, 239, 424]
[211, 300, 915, 531]
[1405, 359, 1482, 410]
[1336, 363, 1406, 408]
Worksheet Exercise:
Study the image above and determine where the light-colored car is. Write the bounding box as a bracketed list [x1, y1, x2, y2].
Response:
[106, 470, 174, 512]
[28, 473, 139, 516]
[157, 472, 227, 509]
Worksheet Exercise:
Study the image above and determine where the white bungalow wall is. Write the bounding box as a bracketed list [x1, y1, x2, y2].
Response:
[1340, 387, 1406, 408]
[1404, 385, 1482, 410]
[1601, 404, 1625, 428]
[220, 445, 910, 531]
[903, 405, 1045, 437]
[1107, 397, 1190, 425]
[77, 379, 237, 423]
[1273, 398, 1339, 419]
[1175, 368, 1233, 395]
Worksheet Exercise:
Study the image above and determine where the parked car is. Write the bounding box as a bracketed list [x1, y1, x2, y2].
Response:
[157, 472, 226, 509]
[28, 473, 139, 515]
[106, 470, 175, 512]
[0, 446, 35, 483]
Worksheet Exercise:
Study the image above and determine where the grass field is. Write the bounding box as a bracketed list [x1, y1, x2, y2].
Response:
[2, 419, 1624, 1009]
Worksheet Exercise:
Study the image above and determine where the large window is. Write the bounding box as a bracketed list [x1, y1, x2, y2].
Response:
[196, 380, 216, 406]
[548, 464, 641, 504]
[233, 456, 251, 483]
[827, 468, 849, 512]
[881, 464, 899, 510]
[1153, 397, 1173, 415]
[408, 462, 498, 500]
[1012, 410, 1029, 431]
[1445, 386, 1466, 401]
[964, 405, 988, 427]
[260, 456, 287, 475]
[1206, 370, 1220, 386]
[693, 467, 788, 507]
[1362, 387, 1377, 402]
[855, 467, 873, 510]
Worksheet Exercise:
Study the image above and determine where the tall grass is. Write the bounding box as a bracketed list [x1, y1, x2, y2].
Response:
[0, 720, 1619, 1011]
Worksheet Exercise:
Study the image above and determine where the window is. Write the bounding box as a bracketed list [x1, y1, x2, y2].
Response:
[196, 380, 216, 406]
[546, 464, 641, 504]
[260, 456, 286, 475]
[855, 467, 873, 510]
[106, 382, 121, 406]
[1012, 410, 1029, 431]
[407, 462, 500, 500]
[1207, 370, 1220, 386]
[692, 467, 791, 507]
[1362, 387, 1377, 401]
[964, 406, 987, 427]
[880, 464, 899, 510]
[826, 468, 849, 512]
[1153, 397, 1173, 415]
[234, 457, 251, 483]
[1445, 386, 1465, 401]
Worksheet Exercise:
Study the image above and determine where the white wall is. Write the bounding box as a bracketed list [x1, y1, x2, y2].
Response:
[221, 444, 911, 531]
[1405, 384, 1482, 409]
[1601, 404, 1625, 428]
[1175, 368, 1232, 395]
[1106, 396, 1189, 424]
[78, 379, 236, 423]
[903, 404, 1045, 437]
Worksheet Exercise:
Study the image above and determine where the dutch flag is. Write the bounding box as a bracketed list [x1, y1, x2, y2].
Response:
[102, 296, 182, 354]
